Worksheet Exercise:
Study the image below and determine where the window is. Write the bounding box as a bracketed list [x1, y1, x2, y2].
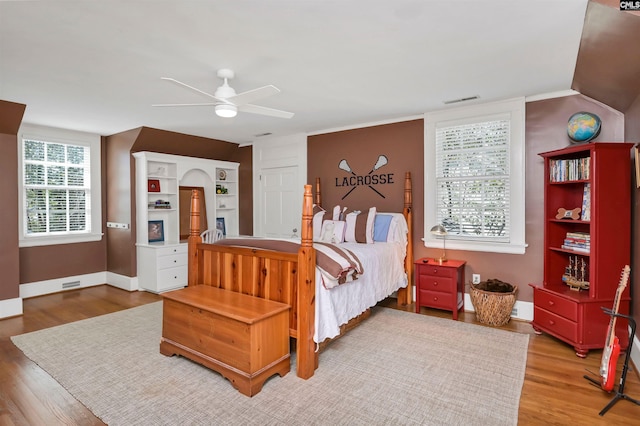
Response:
[424, 98, 526, 254]
[19, 124, 102, 247]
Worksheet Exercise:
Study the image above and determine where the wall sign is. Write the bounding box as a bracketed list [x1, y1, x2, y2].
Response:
[335, 155, 394, 200]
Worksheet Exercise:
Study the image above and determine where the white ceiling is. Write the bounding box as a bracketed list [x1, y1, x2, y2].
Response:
[0, 1, 589, 145]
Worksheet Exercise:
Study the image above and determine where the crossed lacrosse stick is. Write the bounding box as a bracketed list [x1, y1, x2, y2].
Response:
[339, 155, 388, 199]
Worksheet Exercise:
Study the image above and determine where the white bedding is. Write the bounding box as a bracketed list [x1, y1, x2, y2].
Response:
[314, 212, 408, 343]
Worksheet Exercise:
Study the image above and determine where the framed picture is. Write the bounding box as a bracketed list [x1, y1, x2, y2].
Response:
[216, 217, 226, 236]
[635, 144, 640, 189]
[148, 179, 161, 192]
[148, 220, 164, 243]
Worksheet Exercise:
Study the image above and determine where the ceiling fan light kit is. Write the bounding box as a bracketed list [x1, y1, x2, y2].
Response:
[154, 68, 294, 119]
[215, 104, 238, 118]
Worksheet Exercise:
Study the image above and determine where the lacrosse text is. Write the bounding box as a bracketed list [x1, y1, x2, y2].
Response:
[335, 173, 394, 187]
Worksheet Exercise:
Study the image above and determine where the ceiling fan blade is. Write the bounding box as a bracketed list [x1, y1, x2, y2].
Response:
[227, 85, 280, 106]
[152, 102, 217, 107]
[239, 103, 294, 119]
[160, 77, 224, 102]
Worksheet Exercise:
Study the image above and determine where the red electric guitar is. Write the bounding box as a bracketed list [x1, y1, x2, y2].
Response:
[599, 265, 630, 392]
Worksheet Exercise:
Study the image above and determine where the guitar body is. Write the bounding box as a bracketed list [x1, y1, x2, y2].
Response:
[599, 265, 630, 392]
[601, 336, 620, 392]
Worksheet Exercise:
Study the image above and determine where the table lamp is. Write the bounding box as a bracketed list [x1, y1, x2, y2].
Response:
[430, 224, 448, 264]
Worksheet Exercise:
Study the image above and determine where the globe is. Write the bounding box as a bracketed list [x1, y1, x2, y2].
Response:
[567, 112, 601, 143]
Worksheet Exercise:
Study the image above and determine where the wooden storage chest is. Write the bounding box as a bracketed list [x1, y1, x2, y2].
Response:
[160, 285, 290, 396]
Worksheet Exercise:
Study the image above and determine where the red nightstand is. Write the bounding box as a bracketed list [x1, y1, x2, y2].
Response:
[414, 258, 466, 320]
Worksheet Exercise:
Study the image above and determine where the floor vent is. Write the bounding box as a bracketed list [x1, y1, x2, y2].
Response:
[511, 307, 518, 317]
[62, 280, 81, 289]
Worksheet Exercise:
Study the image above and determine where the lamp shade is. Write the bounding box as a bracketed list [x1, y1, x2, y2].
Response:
[430, 224, 447, 236]
[215, 104, 238, 118]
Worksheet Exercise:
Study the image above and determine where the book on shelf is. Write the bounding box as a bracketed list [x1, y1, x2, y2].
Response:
[149, 200, 171, 209]
[581, 183, 591, 221]
[565, 232, 589, 241]
[549, 157, 590, 182]
[562, 230, 590, 253]
[561, 244, 590, 253]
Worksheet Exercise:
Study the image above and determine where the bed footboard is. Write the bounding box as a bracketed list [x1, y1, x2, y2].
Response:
[187, 186, 317, 379]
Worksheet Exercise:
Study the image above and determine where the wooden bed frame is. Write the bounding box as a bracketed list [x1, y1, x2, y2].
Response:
[186, 172, 413, 379]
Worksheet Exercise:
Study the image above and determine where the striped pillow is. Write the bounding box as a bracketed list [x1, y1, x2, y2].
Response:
[344, 207, 377, 244]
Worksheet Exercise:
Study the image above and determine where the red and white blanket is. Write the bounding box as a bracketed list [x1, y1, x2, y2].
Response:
[212, 238, 364, 289]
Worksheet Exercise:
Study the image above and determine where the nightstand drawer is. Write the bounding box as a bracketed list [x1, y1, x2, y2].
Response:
[418, 276, 455, 292]
[417, 265, 456, 279]
[158, 253, 187, 270]
[534, 289, 578, 321]
[534, 306, 578, 342]
[419, 289, 454, 310]
[157, 266, 187, 289]
[156, 244, 187, 257]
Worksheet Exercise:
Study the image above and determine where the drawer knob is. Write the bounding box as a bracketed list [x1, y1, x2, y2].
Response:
[432, 269, 438, 274]
[433, 297, 438, 301]
[548, 301, 555, 306]
[549, 320, 555, 326]
[433, 281, 438, 287]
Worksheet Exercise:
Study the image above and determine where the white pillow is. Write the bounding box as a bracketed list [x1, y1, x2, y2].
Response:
[332, 205, 347, 221]
[312, 205, 327, 240]
[319, 220, 346, 244]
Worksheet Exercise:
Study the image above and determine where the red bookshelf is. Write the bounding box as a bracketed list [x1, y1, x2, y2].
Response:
[530, 143, 632, 357]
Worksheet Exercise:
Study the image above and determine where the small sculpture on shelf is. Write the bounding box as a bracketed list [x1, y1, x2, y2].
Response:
[562, 255, 589, 291]
[216, 184, 228, 194]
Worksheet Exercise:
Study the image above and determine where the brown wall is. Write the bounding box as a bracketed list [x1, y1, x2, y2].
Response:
[105, 128, 140, 277]
[308, 120, 424, 215]
[573, 1, 640, 334]
[0, 100, 25, 300]
[308, 95, 625, 305]
[106, 126, 253, 278]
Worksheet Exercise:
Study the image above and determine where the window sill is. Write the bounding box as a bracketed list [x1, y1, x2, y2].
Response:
[422, 238, 527, 255]
[19, 232, 104, 248]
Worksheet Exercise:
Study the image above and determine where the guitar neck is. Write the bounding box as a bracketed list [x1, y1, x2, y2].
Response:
[605, 267, 630, 347]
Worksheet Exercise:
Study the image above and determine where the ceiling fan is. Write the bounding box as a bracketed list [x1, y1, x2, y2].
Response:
[153, 69, 294, 119]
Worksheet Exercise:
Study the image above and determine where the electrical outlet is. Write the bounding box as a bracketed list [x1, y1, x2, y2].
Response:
[472, 274, 481, 284]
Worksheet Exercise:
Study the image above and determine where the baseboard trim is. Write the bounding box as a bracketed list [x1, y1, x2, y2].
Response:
[20, 272, 107, 299]
[106, 272, 138, 291]
[0, 296, 23, 319]
[630, 326, 639, 378]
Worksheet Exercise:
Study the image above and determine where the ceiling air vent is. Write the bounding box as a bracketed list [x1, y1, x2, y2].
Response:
[443, 95, 479, 105]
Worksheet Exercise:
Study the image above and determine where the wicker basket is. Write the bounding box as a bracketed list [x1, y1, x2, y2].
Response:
[469, 282, 518, 327]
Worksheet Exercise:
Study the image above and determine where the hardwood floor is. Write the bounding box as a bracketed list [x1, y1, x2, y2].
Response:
[1, 285, 638, 425]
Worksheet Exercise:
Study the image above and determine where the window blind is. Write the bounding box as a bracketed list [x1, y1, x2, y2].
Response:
[23, 139, 91, 235]
[435, 119, 510, 241]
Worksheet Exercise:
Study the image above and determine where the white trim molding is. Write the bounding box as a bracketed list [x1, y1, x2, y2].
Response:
[0, 297, 23, 319]
[19, 272, 107, 299]
[107, 272, 139, 292]
[630, 326, 640, 376]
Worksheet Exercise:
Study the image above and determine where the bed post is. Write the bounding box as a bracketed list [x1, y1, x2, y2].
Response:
[188, 189, 203, 287]
[397, 172, 413, 305]
[297, 184, 317, 379]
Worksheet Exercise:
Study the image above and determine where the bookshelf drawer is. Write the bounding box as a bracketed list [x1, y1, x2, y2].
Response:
[534, 290, 578, 322]
[534, 307, 578, 342]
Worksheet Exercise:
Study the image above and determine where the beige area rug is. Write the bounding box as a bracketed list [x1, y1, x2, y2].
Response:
[12, 302, 529, 425]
